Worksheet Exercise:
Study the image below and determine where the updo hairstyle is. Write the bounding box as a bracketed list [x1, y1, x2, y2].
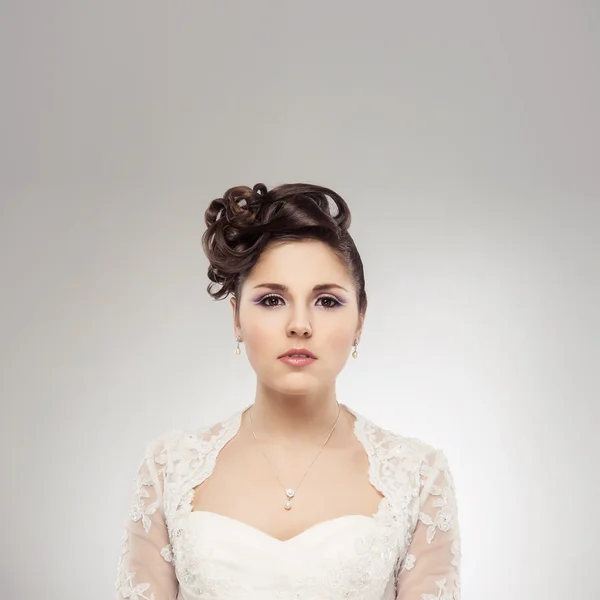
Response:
[202, 182, 367, 315]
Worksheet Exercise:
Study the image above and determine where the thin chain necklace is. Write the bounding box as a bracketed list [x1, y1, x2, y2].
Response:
[248, 403, 342, 510]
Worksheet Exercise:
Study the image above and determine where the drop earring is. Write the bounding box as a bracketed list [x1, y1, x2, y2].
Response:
[352, 339, 359, 359]
[235, 336, 241, 355]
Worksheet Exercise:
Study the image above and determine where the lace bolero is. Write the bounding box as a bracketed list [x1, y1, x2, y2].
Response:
[114, 405, 461, 600]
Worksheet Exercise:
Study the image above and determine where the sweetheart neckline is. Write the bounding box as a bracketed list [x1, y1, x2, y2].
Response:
[186, 495, 390, 544]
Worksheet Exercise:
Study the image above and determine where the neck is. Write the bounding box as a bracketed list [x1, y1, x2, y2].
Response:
[248, 382, 344, 448]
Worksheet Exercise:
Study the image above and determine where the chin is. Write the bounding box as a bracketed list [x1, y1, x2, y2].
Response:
[270, 377, 318, 396]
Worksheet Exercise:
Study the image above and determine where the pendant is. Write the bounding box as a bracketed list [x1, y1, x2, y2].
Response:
[284, 488, 295, 510]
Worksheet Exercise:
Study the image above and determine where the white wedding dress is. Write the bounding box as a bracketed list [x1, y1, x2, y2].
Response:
[114, 405, 461, 600]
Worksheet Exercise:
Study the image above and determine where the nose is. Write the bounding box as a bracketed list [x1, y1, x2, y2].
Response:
[289, 325, 311, 337]
[286, 309, 312, 338]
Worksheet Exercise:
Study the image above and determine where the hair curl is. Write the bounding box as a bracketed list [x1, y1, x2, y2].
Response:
[202, 182, 367, 315]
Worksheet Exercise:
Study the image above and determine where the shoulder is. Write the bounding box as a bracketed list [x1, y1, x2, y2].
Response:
[352, 408, 457, 511]
[351, 407, 451, 477]
[140, 408, 243, 468]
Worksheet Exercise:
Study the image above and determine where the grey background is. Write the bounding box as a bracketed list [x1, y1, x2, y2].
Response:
[1, 1, 598, 598]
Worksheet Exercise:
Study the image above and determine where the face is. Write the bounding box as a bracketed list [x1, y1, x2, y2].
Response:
[231, 240, 365, 396]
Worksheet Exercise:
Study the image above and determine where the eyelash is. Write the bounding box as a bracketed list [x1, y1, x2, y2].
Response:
[258, 294, 342, 310]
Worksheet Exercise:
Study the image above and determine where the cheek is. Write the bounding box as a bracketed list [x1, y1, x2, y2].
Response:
[327, 328, 355, 359]
[242, 322, 275, 361]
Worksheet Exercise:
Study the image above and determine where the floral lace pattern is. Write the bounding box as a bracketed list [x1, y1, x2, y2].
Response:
[396, 447, 461, 600]
[115, 435, 179, 600]
[115, 405, 461, 600]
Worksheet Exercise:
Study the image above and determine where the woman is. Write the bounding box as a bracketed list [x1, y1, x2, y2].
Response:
[114, 183, 461, 600]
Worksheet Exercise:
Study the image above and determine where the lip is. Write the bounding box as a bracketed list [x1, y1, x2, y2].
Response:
[279, 355, 317, 367]
[278, 348, 317, 359]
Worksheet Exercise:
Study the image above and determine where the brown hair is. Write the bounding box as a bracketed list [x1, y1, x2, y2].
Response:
[202, 182, 367, 315]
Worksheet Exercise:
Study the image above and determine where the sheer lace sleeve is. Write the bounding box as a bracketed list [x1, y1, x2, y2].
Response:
[115, 437, 179, 600]
[395, 448, 461, 600]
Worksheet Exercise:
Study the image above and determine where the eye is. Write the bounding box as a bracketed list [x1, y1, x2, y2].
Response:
[257, 294, 342, 309]
[258, 294, 285, 307]
[316, 295, 342, 310]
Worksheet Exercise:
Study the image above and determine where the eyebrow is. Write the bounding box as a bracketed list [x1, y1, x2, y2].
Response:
[252, 283, 349, 293]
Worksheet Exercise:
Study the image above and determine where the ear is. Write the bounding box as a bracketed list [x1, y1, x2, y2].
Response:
[355, 305, 367, 342]
[231, 296, 241, 339]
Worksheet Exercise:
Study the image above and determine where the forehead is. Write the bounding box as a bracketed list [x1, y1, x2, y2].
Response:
[247, 240, 352, 287]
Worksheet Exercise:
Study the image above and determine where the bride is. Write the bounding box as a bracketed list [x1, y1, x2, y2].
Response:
[114, 182, 461, 600]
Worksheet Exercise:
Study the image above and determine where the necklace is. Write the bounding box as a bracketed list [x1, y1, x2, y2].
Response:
[248, 403, 342, 510]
